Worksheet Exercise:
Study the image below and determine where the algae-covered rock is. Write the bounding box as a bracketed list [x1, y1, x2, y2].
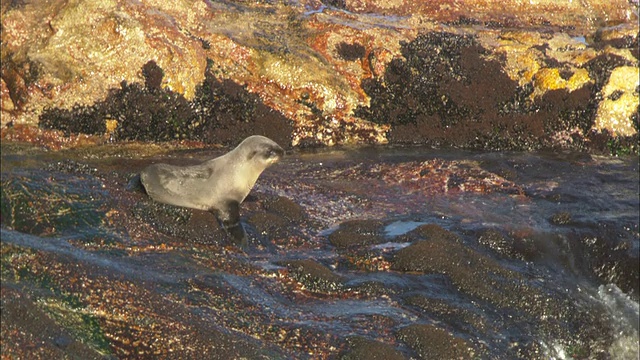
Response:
[328, 219, 385, 249]
[1, 171, 107, 236]
[278, 259, 345, 294]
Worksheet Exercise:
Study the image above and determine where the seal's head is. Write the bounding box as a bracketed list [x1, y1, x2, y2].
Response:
[236, 135, 285, 168]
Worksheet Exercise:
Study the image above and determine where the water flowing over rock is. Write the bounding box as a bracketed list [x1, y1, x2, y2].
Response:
[1, 143, 638, 358]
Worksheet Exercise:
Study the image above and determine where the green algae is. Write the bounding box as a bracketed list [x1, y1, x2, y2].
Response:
[1, 244, 113, 356]
[1, 173, 107, 236]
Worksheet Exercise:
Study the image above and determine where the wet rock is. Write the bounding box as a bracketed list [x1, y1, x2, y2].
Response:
[0, 286, 109, 359]
[333, 159, 525, 196]
[341, 336, 406, 360]
[410, 224, 461, 243]
[263, 196, 307, 223]
[404, 295, 487, 333]
[397, 324, 474, 360]
[477, 229, 517, 258]
[391, 228, 539, 309]
[550, 211, 573, 225]
[247, 212, 291, 240]
[349, 280, 398, 297]
[278, 259, 345, 294]
[328, 219, 385, 249]
[579, 231, 640, 296]
[340, 249, 393, 272]
[246, 195, 307, 242]
[130, 201, 225, 244]
[46, 159, 97, 175]
[1, 239, 282, 359]
[0, 172, 107, 236]
[1, 144, 637, 358]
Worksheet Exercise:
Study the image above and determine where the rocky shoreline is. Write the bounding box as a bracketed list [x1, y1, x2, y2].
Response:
[2, 0, 638, 153]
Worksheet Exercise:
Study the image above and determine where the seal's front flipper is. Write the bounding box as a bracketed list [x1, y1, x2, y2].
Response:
[214, 200, 248, 247]
[126, 174, 147, 194]
[226, 222, 248, 248]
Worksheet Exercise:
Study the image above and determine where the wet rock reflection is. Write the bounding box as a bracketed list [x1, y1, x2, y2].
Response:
[1, 144, 638, 359]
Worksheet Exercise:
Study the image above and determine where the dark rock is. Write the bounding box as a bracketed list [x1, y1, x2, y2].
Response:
[391, 235, 538, 309]
[585, 53, 634, 92]
[40, 63, 293, 147]
[278, 259, 344, 294]
[477, 228, 517, 258]
[354, 31, 635, 153]
[141, 60, 164, 91]
[247, 212, 290, 240]
[39, 104, 107, 136]
[131, 201, 225, 243]
[336, 42, 366, 61]
[328, 219, 385, 249]
[46, 159, 97, 175]
[404, 295, 487, 333]
[355, 32, 526, 149]
[263, 196, 306, 222]
[341, 336, 406, 360]
[409, 224, 461, 243]
[397, 324, 474, 359]
[550, 211, 573, 225]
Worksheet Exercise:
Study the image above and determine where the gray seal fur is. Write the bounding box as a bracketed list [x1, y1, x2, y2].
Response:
[139, 135, 285, 245]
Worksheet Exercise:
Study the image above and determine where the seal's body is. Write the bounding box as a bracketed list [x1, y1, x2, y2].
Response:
[139, 135, 285, 245]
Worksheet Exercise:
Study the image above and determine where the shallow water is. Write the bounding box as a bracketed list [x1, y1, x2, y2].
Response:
[1, 144, 638, 358]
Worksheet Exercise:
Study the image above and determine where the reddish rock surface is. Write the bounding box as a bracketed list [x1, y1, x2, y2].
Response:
[1, 0, 638, 151]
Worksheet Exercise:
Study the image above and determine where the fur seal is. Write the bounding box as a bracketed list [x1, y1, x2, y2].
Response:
[138, 135, 285, 245]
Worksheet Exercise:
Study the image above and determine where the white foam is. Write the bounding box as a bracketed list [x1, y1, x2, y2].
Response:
[384, 220, 426, 237]
[371, 242, 411, 251]
[597, 284, 640, 359]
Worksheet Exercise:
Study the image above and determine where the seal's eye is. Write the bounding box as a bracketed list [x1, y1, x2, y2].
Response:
[262, 150, 275, 160]
[262, 146, 284, 161]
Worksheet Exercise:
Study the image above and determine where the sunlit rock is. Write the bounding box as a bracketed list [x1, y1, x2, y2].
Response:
[1, 0, 637, 150]
[594, 66, 639, 137]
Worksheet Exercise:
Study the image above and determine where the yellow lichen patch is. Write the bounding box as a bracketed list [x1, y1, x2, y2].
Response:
[481, 30, 596, 96]
[480, 30, 543, 86]
[602, 46, 638, 64]
[594, 66, 639, 137]
[603, 66, 638, 96]
[533, 68, 565, 91]
[545, 33, 597, 66]
[531, 68, 592, 99]
[105, 119, 118, 134]
[566, 68, 591, 91]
